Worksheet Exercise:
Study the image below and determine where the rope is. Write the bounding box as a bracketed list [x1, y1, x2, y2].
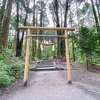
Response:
[32, 37, 67, 46]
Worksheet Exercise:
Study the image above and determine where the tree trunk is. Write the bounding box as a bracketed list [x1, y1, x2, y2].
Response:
[12, 31, 17, 54]
[72, 35, 75, 61]
[38, 0, 43, 59]
[90, 0, 99, 33]
[0, 0, 7, 22]
[16, 11, 27, 57]
[16, 2, 20, 57]
[16, 0, 29, 57]
[86, 52, 89, 70]
[69, 6, 76, 61]
[0, 0, 13, 51]
[32, 0, 36, 59]
[74, 0, 80, 28]
[64, 0, 69, 27]
[61, 0, 69, 57]
[60, 1, 62, 27]
[96, 0, 100, 24]
[54, 0, 62, 58]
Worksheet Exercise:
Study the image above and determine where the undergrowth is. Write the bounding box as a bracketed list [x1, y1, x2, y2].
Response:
[0, 49, 24, 87]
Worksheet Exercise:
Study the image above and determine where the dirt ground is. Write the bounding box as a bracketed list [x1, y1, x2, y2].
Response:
[56, 61, 100, 96]
[0, 61, 100, 100]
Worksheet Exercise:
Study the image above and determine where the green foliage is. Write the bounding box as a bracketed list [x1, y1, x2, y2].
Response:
[0, 48, 14, 60]
[0, 61, 11, 87]
[0, 52, 5, 60]
[29, 64, 36, 70]
[42, 46, 54, 60]
[34, 57, 39, 61]
[0, 48, 24, 87]
[82, 2, 91, 15]
[6, 58, 24, 78]
[74, 26, 99, 69]
[0, 58, 24, 86]
[76, 8, 82, 17]
[6, 48, 14, 57]
[77, 26, 97, 54]
[68, 26, 100, 67]
[0, 60, 8, 71]
[0, 71, 11, 87]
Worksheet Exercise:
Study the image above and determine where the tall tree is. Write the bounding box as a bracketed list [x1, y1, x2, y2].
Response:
[35, 0, 47, 59]
[32, 0, 36, 59]
[0, 0, 7, 23]
[0, 0, 13, 51]
[16, 1, 20, 56]
[16, 0, 31, 57]
[61, 0, 70, 57]
[53, 0, 62, 57]
[64, 0, 69, 27]
[38, 0, 43, 59]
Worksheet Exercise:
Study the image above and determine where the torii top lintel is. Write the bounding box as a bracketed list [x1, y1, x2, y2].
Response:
[18, 26, 75, 31]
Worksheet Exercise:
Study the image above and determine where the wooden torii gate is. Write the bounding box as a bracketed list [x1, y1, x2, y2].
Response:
[18, 26, 75, 86]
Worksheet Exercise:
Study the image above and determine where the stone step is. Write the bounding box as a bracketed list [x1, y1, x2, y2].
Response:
[37, 65, 54, 68]
[35, 66, 57, 71]
[35, 61, 57, 71]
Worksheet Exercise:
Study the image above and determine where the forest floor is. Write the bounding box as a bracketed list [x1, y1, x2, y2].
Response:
[0, 61, 100, 100]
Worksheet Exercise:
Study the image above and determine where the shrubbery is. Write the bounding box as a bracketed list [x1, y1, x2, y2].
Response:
[6, 58, 24, 78]
[0, 60, 11, 87]
[0, 49, 24, 87]
[0, 71, 11, 87]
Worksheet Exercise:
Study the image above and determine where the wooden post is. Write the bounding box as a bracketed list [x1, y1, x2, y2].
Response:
[65, 30, 72, 84]
[23, 28, 30, 86]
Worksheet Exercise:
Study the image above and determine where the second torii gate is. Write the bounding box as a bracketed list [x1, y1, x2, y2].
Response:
[18, 26, 75, 86]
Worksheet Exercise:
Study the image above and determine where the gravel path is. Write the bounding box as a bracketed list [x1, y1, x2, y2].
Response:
[0, 61, 100, 100]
